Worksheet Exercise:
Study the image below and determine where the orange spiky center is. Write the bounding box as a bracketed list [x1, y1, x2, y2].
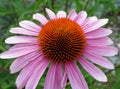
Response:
[38, 18, 86, 63]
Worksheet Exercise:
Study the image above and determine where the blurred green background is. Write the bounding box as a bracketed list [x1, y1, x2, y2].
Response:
[0, 0, 120, 89]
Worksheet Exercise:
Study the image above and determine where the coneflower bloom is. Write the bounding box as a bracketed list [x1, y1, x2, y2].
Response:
[0, 8, 118, 89]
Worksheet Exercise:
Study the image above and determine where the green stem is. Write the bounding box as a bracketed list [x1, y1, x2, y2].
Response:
[83, 0, 90, 10]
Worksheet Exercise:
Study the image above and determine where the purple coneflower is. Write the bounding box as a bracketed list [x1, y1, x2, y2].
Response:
[0, 8, 118, 89]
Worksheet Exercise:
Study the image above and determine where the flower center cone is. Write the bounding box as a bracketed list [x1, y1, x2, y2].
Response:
[38, 18, 86, 63]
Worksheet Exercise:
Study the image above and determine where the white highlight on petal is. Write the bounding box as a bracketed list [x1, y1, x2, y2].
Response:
[78, 57, 107, 82]
[57, 11, 66, 18]
[46, 8, 56, 19]
[10, 27, 39, 36]
[74, 11, 87, 26]
[19, 20, 41, 31]
[33, 13, 48, 25]
[5, 36, 37, 44]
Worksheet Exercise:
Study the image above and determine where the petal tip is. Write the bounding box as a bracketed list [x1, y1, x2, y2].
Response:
[9, 28, 14, 33]
[92, 16, 97, 19]
[113, 48, 119, 55]
[57, 11, 66, 18]
[9, 66, 15, 74]
[97, 75, 108, 82]
[103, 19, 109, 24]
[109, 29, 113, 34]
[0, 53, 6, 59]
[45, 8, 49, 11]
[107, 62, 115, 70]
[110, 65, 115, 69]
[5, 38, 10, 44]
[33, 13, 38, 19]
[10, 70, 14, 74]
[81, 10, 87, 13]
[79, 10, 87, 15]
[19, 20, 27, 25]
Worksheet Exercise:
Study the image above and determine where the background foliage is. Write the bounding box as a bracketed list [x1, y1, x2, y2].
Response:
[0, 0, 120, 89]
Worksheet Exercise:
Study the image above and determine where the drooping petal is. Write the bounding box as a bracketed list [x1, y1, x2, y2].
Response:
[5, 36, 38, 44]
[46, 8, 56, 19]
[67, 9, 77, 20]
[83, 51, 114, 69]
[16, 57, 42, 89]
[19, 20, 41, 31]
[65, 61, 88, 89]
[57, 11, 66, 18]
[78, 57, 107, 82]
[85, 45, 118, 56]
[26, 58, 49, 89]
[33, 13, 48, 25]
[84, 19, 108, 33]
[44, 63, 63, 89]
[10, 51, 42, 73]
[74, 11, 87, 26]
[86, 28, 112, 39]
[81, 16, 97, 28]
[10, 27, 39, 36]
[0, 44, 39, 59]
[87, 37, 113, 46]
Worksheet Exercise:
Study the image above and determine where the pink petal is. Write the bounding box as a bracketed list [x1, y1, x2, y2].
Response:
[10, 51, 42, 73]
[85, 45, 118, 56]
[33, 13, 48, 25]
[83, 51, 114, 69]
[26, 58, 49, 89]
[57, 11, 66, 18]
[9, 44, 36, 50]
[86, 28, 112, 39]
[81, 16, 97, 28]
[0, 44, 39, 59]
[19, 20, 41, 32]
[78, 57, 107, 82]
[44, 63, 63, 89]
[65, 62, 88, 89]
[87, 37, 113, 46]
[61, 72, 67, 88]
[74, 11, 87, 26]
[10, 27, 39, 36]
[16, 57, 42, 89]
[5, 36, 38, 44]
[45, 8, 56, 19]
[84, 19, 108, 33]
[54, 63, 63, 89]
[67, 9, 77, 20]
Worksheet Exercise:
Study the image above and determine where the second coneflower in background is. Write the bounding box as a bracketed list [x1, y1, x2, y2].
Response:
[0, 8, 118, 89]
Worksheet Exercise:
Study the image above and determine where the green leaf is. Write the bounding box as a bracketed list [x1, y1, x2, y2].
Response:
[112, 66, 120, 89]
[74, 0, 85, 12]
